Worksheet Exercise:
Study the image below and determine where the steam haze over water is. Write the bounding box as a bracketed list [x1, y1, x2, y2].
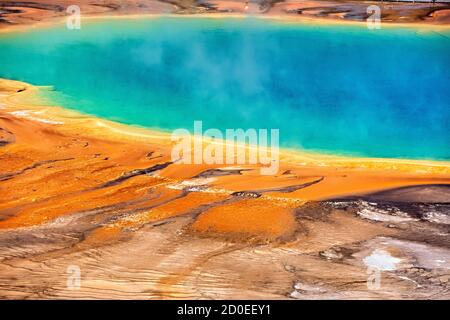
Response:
[0, 17, 449, 160]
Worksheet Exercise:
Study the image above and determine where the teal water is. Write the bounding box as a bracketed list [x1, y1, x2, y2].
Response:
[0, 17, 449, 160]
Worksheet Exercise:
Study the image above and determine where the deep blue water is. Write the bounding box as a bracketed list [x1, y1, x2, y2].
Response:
[0, 17, 449, 159]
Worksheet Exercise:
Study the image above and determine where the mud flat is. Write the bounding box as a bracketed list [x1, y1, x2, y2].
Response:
[0, 78, 449, 299]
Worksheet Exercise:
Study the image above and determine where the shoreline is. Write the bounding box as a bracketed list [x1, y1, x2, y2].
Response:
[1, 10, 450, 35]
[3, 78, 450, 174]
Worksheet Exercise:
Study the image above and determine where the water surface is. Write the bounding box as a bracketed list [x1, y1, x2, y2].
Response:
[0, 17, 449, 159]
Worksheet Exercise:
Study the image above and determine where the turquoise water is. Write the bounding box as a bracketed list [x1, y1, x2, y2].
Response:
[0, 17, 449, 159]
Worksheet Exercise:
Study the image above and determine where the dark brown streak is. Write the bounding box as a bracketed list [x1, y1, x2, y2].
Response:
[231, 176, 324, 198]
[94, 161, 173, 189]
[0, 157, 75, 181]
